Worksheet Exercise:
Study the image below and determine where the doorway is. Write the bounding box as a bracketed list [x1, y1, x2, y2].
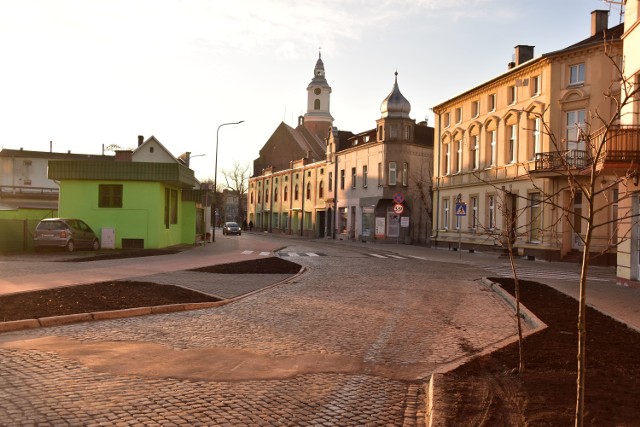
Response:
[572, 191, 584, 250]
[317, 211, 326, 238]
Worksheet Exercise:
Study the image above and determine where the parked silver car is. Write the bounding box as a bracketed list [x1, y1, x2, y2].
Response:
[34, 218, 100, 252]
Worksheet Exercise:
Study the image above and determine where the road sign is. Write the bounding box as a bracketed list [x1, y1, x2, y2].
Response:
[393, 203, 404, 214]
[393, 192, 405, 204]
[455, 202, 467, 216]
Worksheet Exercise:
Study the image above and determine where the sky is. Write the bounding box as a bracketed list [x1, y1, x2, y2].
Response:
[0, 0, 625, 182]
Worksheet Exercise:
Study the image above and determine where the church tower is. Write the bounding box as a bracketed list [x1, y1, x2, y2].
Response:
[303, 52, 334, 140]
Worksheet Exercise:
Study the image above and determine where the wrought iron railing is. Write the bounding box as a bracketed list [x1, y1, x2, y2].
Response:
[534, 150, 590, 171]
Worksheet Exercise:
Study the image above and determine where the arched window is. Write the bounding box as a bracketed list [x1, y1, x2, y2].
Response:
[250, 192, 253, 204]
[294, 185, 299, 200]
[314, 99, 320, 110]
[318, 181, 324, 198]
[274, 186, 278, 202]
[306, 182, 311, 199]
[258, 191, 261, 203]
[265, 185, 269, 204]
[284, 186, 288, 201]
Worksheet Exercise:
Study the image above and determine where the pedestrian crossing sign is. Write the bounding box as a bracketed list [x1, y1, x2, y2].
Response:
[455, 202, 467, 216]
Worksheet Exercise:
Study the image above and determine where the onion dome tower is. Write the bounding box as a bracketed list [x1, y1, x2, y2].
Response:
[376, 71, 414, 142]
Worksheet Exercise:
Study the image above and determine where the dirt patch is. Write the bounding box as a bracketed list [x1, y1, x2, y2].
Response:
[0, 281, 220, 322]
[59, 248, 183, 262]
[438, 278, 640, 426]
[0, 257, 300, 323]
[190, 257, 302, 274]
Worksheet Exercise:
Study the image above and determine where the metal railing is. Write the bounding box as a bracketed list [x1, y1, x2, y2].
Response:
[534, 150, 590, 171]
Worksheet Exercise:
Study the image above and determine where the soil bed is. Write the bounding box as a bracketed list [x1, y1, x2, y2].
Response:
[439, 278, 640, 425]
[0, 257, 300, 323]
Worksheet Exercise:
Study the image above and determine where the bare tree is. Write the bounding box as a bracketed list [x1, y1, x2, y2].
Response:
[221, 162, 251, 222]
[523, 39, 639, 425]
[410, 155, 434, 246]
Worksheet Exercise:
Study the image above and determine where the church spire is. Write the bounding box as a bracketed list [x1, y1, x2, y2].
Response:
[303, 52, 334, 140]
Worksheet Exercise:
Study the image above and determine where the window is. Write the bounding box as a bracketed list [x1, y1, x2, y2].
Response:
[530, 192, 542, 242]
[566, 109, 587, 143]
[328, 172, 333, 192]
[378, 125, 383, 140]
[444, 112, 451, 128]
[314, 99, 320, 110]
[363, 165, 368, 188]
[442, 199, 450, 230]
[378, 163, 383, 186]
[508, 85, 517, 105]
[351, 167, 356, 188]
[274, 186, 278, 202]
[455, 107, 462, 124]
[508, 124, 517, 163]
[284, 186, 288, 201]
[164, 188, 178, 228]
[402, 162, 408, 186]
[471, 135, 479, 170]
[319, 181, 324, 198]
[472, 100, 480, 118]
[471, 196, 478, 229]
[390, 125, 398, 139]
[531, 75, 541, 96]
[488, 93, 496, 112]
[265, 185, 269, 205]
[455, 139, 462, 173]
[569, 63, 585, 85]
[306, 182, 311, 199]
[294, 184, 299, 200]
[488, 195, 495, 229]
[250, 192, 254, 204]
[99, 184, 122, 208]
[388, 162, 397, 185]
[444, 143, 451, 175]
[531, 117, 541, 160]
[340, 169, 345, 189]
[488, 129, 497, 166]
[404, 125, 410, 140]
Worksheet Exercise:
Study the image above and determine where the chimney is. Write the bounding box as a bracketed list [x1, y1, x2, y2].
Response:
[515, 45, 534, 66]
[508, 61, 516, 70]
[591, 10, 609, 36]
[138, 135, 144, 146]
[298, 116, 304, 126]
[115, 150, 133, 162]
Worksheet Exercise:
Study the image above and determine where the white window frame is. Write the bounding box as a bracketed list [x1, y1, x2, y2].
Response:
[444, 144, 451, 175]
[471, 196, 478, 230]
[569, 63, 585, 85]
[472, 100, 480, 118]
[508, 124, 517, 163]
[388, 162, 397, 185]
[455, 139, 462, 173]
[455, 107, 462, 124]
[488, 93, 496, 112]
[471, 135, 479, 170]
[531, 75, 541, 96]
[532, 117, 541, 160]
[488, 195, 495, 229]
[363, 165, 368, 188]
[443, 198, 450, 230]
[402, 162, 408, 186]
[508, 85, 517, 105]
[351, 167, 356, 189]
[489, 130, 497, 166]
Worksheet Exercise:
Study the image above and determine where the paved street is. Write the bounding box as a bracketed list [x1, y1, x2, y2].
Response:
[0, 235, 523, 426]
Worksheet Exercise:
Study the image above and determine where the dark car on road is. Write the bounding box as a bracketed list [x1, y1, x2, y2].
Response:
[34, 218, 100, 252]
[222, 221, 242, 236]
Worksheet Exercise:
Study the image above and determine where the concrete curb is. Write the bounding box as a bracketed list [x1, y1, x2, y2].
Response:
[0, 268, 305, 334]
[424, 277, 548, 426]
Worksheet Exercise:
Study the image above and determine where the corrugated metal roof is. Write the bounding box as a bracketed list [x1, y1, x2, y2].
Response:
[48, 160, 196, 188]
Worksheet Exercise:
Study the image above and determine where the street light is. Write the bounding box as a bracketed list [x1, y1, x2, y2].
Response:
[212, 120, 244, 242]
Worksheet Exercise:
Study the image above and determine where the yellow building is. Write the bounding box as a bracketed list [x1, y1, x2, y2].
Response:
[614, 0, 640, 285]
[432, 10, 623, 263]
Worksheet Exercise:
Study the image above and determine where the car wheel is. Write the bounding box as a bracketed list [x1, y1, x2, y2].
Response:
[92, 239, 100, 251]
[66, 240, 75, 252]
[238, 232, 242, 236]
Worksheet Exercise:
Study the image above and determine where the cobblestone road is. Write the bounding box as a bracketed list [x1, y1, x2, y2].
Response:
[0, 241, 520, 426]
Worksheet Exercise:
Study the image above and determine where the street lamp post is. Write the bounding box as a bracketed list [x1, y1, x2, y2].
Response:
[212, 120, 244, 242]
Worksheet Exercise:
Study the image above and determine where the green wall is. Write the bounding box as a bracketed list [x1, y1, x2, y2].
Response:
[58, 180, 196, 249]
[0, 209, 57, 251]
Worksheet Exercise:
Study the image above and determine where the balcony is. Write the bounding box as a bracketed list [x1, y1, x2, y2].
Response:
[591, 125, 640, 173]
[533, 150, 590, 174]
